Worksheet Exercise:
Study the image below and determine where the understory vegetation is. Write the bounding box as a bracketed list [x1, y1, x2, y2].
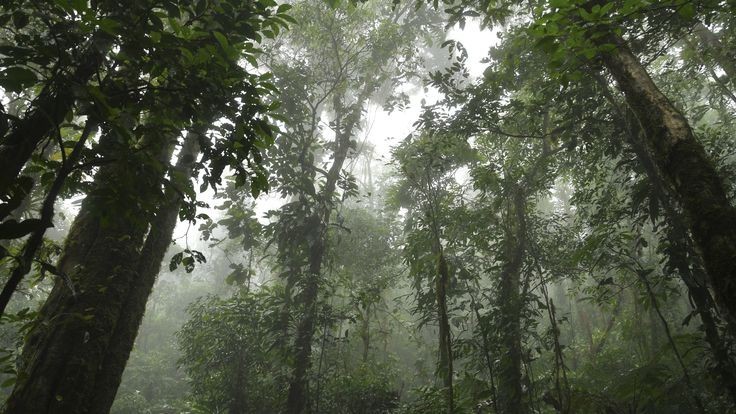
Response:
[1, 0, 736, 413]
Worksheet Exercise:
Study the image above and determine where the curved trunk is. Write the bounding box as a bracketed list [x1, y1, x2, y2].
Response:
[595, 30, 736, 330]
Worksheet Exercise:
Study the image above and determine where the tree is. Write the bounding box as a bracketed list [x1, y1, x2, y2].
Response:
[1, 1, 287, 412]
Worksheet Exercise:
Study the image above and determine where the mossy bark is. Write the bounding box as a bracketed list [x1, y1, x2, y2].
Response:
[2, 133, 171, 414]
[86, 134, 199, 413]
[496, 187, 527, 414]
[596, 31, 736, 329]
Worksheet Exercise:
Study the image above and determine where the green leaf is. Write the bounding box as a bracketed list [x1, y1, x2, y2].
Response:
[678, 3, 695, 20]
[213, 31, 228, 50]
[0, 67, 38, 92]
[97, 18, 121, 35]
[12, 11, 29, 29]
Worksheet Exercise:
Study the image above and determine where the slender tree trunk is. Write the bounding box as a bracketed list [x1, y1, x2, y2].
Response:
[436, 252, 454, 413]
[2, 131, 172, 414]
[595, 30, 736, 329]
[496, 187, 527, 414]
[361, 304, 371, 363]
[0, 121, 96, 318]
[468, 281, 498, 412]
[285, 93, 366, 414]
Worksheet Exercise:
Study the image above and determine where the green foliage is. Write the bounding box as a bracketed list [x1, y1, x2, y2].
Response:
[319, 363, 400, 414]
[176, 289, 287, 413]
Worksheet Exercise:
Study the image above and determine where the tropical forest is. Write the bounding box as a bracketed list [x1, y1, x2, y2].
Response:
[1, 0, 736, 413]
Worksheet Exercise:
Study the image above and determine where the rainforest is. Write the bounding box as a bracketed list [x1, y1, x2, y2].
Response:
[1, 0, 735, 413]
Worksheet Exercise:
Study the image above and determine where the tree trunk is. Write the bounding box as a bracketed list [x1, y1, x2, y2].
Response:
[2, 131, 171, 414]
[285, 93, 365, 414]
[666, 218, 736, 403]
[361, 304, 371, 363]
[496, 187, 527, 414]
[436, 252, 454, 413]
[85, 134, 199, 413]
[595, 30, 736, 329]
[0, 121, 96, 318]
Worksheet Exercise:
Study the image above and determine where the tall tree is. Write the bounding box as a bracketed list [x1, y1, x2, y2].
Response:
[259, 2, 439, 412]
[1, 1, 286, 411]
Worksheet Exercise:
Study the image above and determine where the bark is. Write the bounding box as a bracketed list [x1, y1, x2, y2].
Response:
[360, 304, 371, 363]
[670, 229, 736, 403]
[85, 134, 199, 413]
[595, 30, 736, 329]
[595, 62, 736, 400]
[285, 92, 366, 414]
[0, 34, 111, 199]
[496, 187, 527, 414]
[2, 131, 172, 414]
[436, 253, 453, 413]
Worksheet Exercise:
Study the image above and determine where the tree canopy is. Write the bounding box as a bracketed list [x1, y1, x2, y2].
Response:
[1, 0, 736, 413]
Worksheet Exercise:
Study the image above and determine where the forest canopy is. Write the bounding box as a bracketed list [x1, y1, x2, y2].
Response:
[1, 0, 736, 413]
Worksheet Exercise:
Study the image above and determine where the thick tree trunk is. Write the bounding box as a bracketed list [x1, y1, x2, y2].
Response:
[596, 31, 736, 329]
[669, 228, 736, 403]
[496, 188, 527, 414]
[85, 134, 199, 413]
[2, 132, 171, 414]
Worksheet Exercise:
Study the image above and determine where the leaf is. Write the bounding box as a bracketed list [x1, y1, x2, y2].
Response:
[0, 218, 46, 240]
[213, 31, 228, 50]
[97, 18, 121, 35]
[0, 67, 38, 92]
[678, 3, 695, 20]
[12, 11, 29, 29]
[169, 252, 183, 271]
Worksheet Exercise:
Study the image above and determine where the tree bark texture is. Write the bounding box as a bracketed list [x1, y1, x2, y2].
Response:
[596, 31, 736, 329]
[86, 134, 199, 413]
[436, 252, 454, 413]
[2, 132, 172, 414]
[496, 187, 527, 414]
